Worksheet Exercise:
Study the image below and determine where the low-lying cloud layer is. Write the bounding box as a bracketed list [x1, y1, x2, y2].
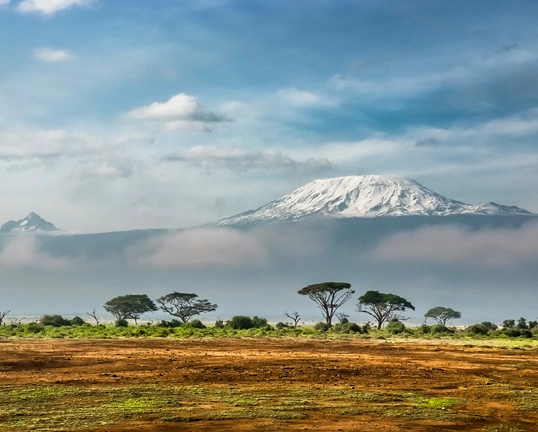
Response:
[368, 222, 538, 269]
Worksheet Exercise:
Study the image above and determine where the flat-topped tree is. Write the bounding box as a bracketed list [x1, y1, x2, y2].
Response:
[156, 292, 217, 323]
[103, 294, 157, 325]
[298, 282, 354, 327]
[424, 306, 461, 326]
[357, 291, 415, 330]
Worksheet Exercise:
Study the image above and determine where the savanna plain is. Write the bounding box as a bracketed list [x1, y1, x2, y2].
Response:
[1, 336, 538, 432]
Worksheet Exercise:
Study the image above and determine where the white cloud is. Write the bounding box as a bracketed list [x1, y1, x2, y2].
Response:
[277, 87, 323, 106]
[0, 0, 10, 6]
[127, 225, 330, 269]
[128, 228, 269, 268]
[126, 93, 229, 132]
[162, 145, 333, 173]
[33, 48, 75, 63]
[368, 222, 538, 269]
[0, 236, 68, 269]
[17, 0, 93, 15]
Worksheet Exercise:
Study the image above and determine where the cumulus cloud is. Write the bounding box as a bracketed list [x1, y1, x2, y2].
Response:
[161, 145, 333, 173]
[368, 222, 538, 269]
[0, 236, 68, 269]
[277, 87, 323, 106]
[125, 93, 229, 132]
[33, 48, 75, 62]
[17, 0, 92, 15]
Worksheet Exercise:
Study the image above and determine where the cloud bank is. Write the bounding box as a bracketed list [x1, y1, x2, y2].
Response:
[368, 222, 538, 269]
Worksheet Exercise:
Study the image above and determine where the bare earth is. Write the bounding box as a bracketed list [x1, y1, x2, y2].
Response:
[1, 338, 537, 431]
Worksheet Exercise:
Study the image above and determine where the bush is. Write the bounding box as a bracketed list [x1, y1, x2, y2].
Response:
[386, 319, 406, 335]
[115, 319, 129, 327]
[481, 322, 498, 332]
[314, 322, 329, 332]
[466, 324, 489, 336]
[333, 322, 362, 334]
[70, 316, 85, 326]
[159, 319, 182, 328]
[275, 322, 288, 329]
[214, 319, 224, 329]
[227, 316, 254, 330]
[503, 328, 532, 338]
[417, 324, 430, 334]
[430, 324, 453, 335]
[185, 319, 206, 329]
[39, 315, 71, 327]
[252, 316, 268, 328]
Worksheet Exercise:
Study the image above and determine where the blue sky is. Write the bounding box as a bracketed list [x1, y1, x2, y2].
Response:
[1, 0, 537, 232]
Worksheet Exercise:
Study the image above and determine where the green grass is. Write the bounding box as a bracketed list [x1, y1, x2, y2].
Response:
[0, 383, 478, 431]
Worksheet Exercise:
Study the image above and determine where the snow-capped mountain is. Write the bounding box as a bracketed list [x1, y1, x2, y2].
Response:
[0, 212, 59, 234]
[217, 175, 532, 225]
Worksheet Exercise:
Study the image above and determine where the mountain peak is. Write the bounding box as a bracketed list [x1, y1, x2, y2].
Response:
[217, 175, 532, 225]
[0, 212, 59, 235]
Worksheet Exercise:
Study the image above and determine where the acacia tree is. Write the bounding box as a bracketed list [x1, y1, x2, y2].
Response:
[357, 291, 415, 330]
[156, 292, 217, 323]
[0, 309, 10, 326]
[298, 282, 354, 327]
[103, 294, 157, 324]
[424, 306, 461, 326]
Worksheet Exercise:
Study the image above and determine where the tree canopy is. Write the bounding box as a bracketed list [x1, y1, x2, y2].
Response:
[156, 292, 217, 323]
[424, 306, 461, 326]
[103, 294, 156, 324]
[298, 282, 354, 327]
[357, 290, 415, 329]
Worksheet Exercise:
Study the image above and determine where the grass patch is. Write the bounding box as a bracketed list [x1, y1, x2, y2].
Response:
[0, 383, 479, 431]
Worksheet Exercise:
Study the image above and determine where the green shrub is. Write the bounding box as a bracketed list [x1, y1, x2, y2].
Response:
[417, 324, 430, 334]
[227, 316, 254, 330]
[70, 316, 85, 326]
[386, 319, 406, 334]
[430, 324, 453, 335]
[466, 324, 489, 336]
[185, 319, 206, 329]
[333, 322, 362, 334]
[503, 328, 532, 338]
[115, 319, 129, 327]
[252, 316, 268, 328]
[481, 321, 498, 332]
[214, 319, 224, 328]
[314, 322, 329, 332]
[276, 322, 288, 329]
[39, 315, 71, 327]
[159, 319, 182, 328]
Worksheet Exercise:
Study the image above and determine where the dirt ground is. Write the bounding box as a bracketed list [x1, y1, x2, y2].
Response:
[1, 338, 538, 431]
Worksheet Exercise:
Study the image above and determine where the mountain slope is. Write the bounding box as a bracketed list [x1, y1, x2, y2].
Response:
[0, 212, 59, 234]
[217, 175, 532, 226]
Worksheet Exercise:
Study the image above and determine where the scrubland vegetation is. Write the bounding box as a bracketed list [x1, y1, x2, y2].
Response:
[1, 314, 538, 342]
